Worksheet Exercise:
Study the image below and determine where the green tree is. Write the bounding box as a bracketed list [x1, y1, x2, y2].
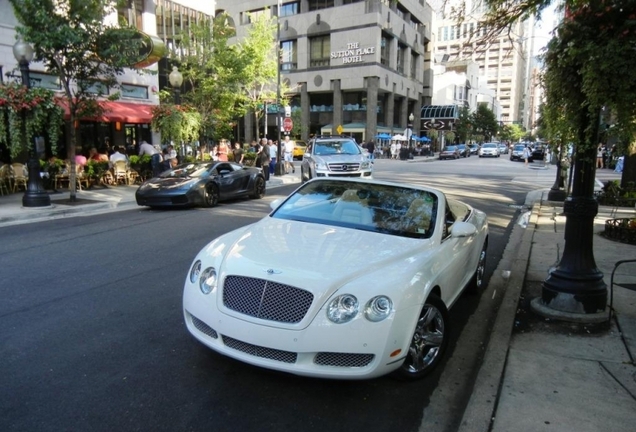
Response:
[237, 12, 279, 140]
[177, 14, 246, 142]
[454, 106, 472, 143]
[499, 123, 525, 143]
[10, 0, 142, 200]
[470, 105, 499, 141]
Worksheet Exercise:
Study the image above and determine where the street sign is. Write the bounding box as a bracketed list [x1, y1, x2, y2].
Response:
[336, 124, 343, 134]
[283, 117, 293, 132]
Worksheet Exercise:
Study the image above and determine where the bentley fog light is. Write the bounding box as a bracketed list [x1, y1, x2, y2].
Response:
[327, 294, 359, 323]
[190, 260, 201, 284]
[364, 296, 393, 322]
[199, 267, 217, 295]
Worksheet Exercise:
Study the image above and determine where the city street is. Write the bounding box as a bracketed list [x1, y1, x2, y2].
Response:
[0, 156, 558, 432]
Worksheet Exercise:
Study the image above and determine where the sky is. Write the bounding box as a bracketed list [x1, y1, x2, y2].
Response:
[532, 3, 560, 55]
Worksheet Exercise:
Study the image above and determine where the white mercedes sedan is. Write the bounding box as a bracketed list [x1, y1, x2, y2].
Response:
[183, 178, 489, 380]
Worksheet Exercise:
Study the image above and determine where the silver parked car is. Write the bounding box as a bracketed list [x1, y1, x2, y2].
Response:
[478, 143, 500, 158]
[301, 136, 373, 182]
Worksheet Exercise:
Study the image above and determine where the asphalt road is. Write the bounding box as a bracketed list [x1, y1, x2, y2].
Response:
[0, 155, 555, 432]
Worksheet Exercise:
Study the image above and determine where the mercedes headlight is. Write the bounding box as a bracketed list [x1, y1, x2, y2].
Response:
[189, 260, 201, 283]
[199, 267, 217, 295]
[361, 161, 370, 169]
[327, 294, 359, 323]
[315, 160, 327, 170]
[364, 296, 393, 322]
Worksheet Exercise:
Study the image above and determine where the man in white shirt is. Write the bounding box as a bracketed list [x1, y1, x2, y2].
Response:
[268, 139, 277, 175]
[283, 135, 295, 174]
[109, 146, 128, 167]
[139, 140, 162, 176]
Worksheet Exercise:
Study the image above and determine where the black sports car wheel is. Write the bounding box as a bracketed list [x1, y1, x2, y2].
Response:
[250, 177, 266, 199]
[395, 294, 449, 381]
[203, 184, 219, 207]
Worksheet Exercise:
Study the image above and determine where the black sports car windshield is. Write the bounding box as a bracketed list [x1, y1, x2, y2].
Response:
[159, 163, 211, 178]
[314, 140, 360, 156]
[272, 180, 438, 239]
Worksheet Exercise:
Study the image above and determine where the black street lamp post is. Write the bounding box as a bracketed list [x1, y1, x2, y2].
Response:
[168, 66, 183, 157]
[408, 112, 414, 152]
[547, 142, 567, 201]
[14, 39, 50, 208]
[540, 113, 607, 317]
[274, 0, 285, 176]
[169, 66, 183, 105]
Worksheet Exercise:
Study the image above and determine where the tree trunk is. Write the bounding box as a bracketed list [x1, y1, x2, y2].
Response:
[68, 116, 77, 202]
[620, 137, 636, 189]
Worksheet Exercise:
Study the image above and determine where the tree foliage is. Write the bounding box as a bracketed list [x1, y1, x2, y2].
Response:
[177, 14, 246, 141]
[454, 106, 472, 143]
[500, 123, 525, 143]
[0, 84, 64, 158]
[10, 0, 142, 199]
[470, 104, 499, 141]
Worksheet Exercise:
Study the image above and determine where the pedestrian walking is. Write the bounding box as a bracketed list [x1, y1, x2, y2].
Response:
[522, 144, 531, 167]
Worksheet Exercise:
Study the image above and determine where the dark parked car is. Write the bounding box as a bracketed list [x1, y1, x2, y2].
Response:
[456, 144, 471, 158]
[135, 161, 266, 208]
[510, 144, 528, 161]
[531, 144, 546, 162]
[439, 146, 461, 160]
[469, 144, 480, 155]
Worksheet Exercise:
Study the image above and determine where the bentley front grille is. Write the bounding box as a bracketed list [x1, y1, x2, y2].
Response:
[191, 314, 218, 339]
[222, 335, 297, 364]
[328, 163, 361, 172]
[223, 276, 314, 324]
[314, 352, 375, 368]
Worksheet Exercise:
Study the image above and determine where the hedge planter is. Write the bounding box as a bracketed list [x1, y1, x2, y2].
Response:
[603, 218, 636, 245]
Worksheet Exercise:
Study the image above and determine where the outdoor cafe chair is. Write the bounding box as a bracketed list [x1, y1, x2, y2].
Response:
[10, 163, 28, 193]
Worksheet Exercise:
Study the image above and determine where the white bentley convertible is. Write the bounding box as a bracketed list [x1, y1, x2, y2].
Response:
[183, 178, 488, 380]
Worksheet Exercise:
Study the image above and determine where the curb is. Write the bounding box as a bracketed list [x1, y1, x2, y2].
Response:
[457, 202, 539, 432]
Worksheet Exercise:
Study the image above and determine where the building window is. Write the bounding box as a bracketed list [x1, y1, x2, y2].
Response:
[309, 35, 330, 67]
[156, 0, 211, 56]
[454, 86, 466, 101]
[281, 40, 297, 71]
[397, 43, 406, 74]
[308, 0, 334, 11]
[381, 34, 391, 66]
[118, 0, 144, 30]
[410, 53, 418, 79]
[279, 2, 300, 17]
[244, 8, 270, 24]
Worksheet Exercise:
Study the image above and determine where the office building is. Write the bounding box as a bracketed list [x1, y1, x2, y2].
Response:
[221, 0, 436, 143]
[433, 0, 527, 126]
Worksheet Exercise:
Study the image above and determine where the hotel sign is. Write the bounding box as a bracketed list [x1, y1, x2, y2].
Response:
[331, 42, 375, 64]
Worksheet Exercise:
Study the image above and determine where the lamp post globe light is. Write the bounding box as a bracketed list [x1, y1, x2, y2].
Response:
[14, 39, 50, 208]
[169, 66, 183, 105]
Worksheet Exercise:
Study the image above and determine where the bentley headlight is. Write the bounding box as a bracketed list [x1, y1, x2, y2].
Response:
[364, 296, 393, 322]
[199, 267, 217, 295]
[189, 260, 201, 283]
[327, 294, 359, 323]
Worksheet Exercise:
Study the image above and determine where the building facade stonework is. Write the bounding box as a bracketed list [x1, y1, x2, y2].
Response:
[221, 0, 435, 143]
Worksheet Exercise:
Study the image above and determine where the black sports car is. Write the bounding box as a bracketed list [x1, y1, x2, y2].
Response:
[135, 162, 266, 208]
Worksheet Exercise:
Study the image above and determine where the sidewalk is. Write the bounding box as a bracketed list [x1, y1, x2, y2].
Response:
[459, 191, 636, 432]
[0, 171, 300, 228]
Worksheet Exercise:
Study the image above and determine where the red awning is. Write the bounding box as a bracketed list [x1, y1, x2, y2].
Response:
[56, 99, 155, 124]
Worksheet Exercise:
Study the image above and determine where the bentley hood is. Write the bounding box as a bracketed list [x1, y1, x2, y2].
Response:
[203, 217, 433, 302]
